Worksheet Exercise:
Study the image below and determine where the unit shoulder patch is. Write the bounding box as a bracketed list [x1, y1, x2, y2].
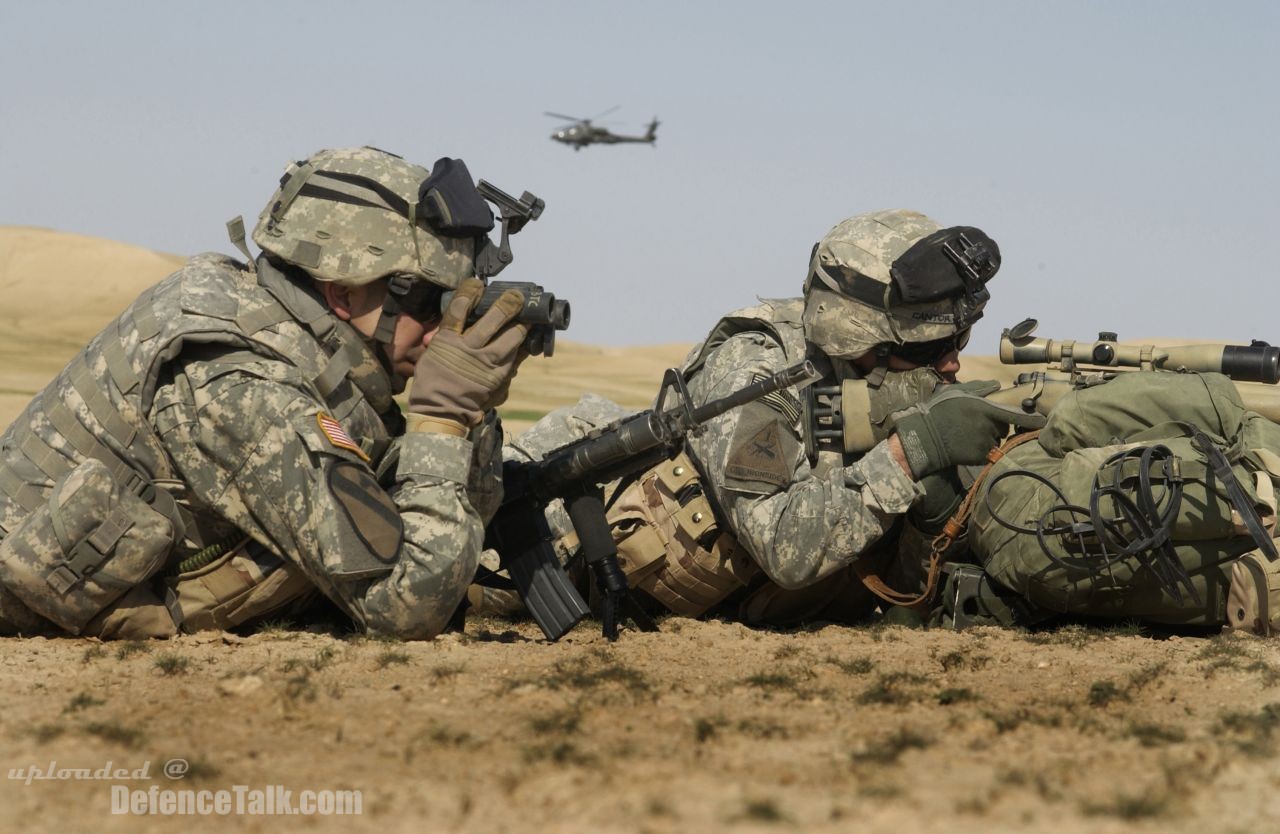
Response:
[724, 402, 800, 494]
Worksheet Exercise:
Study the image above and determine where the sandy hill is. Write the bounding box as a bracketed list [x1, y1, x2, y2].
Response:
[1, 227, 1206, 433]
[0, 228, 696, 430]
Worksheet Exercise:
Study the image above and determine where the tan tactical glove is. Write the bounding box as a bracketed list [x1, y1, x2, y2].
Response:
[408, 278, 529, 432]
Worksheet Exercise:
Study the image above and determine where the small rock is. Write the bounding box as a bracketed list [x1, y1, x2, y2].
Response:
[218, 675, 264, 696]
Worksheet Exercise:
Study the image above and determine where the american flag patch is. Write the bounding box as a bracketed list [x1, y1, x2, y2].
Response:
[751, 372, 802, 425]
[317, 413, 369, 461]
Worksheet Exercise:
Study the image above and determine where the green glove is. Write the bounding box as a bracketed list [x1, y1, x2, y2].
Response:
[890, 382, 1046, 479]
[409, 278, 529, 427]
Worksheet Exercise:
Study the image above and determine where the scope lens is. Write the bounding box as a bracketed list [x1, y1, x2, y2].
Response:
[1222, 345, 1280, 384]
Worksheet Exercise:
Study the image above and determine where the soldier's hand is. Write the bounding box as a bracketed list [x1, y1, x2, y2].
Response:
[889, 383, 1046, 478]
[408, 278, 529, 427]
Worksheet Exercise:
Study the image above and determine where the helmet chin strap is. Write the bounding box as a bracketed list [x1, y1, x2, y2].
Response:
[372, 274, 414, 346]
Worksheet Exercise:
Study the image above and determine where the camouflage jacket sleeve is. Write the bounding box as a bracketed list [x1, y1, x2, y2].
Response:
[152, 354, 493, 639]
[686, 332, 924, 590]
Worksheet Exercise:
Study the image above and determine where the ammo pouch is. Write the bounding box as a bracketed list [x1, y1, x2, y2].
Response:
[0, 458, 179, 634]
[604, 452, 758, 616]
[1226, 542, 1280, 636]
[164, 538, 316, 632]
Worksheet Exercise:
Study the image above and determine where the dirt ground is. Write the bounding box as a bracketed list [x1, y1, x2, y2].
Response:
[2, 616, 1278, 833]
[4, 229, 1278, 832]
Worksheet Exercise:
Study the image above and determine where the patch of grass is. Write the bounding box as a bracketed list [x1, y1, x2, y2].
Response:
[81, 646, 106, 663]
[858, 672, 928, 706]
[1127, 722, 1187, 747]
[429, 663, 465, 682]
[64, 692, 104, 713]
[936, 649, 991, 673]
[858, 728, 933, 765]
[1081, 789, 1169, 820]
[983, 707, 1064, 734]
[1245, 659, 1280, 686]
[28, 723, 65, 743]
[1196, 635, 1252, 674]
[522, 739, 594, 766]
[180, 759, 223, 782]
[738, 799, 786, 823]
[772, 644, 802, 660]
[114, 640, 151, 660]
[857, 782, 902, 799]
[1087, 680, 1125, 707]
[737, 717, 790, 739]
[1124, 661, 1168, 694]
[742, 671, 802, 691]
[403, 725, 472, 762]
[253, 618, 298, 637]
[826, 655, 874, 675]
[694, 715, 726, 743]
[1101, 619, 1148, 638]
[1020, 624, 1094, 649]
[375, 650, 411, 669]
[153, 653, 190, 676]
[284, 670, 317, 703]
[310, 646, 338, 671]
[84, 721, 144, 749]
[516, 659, 652, 695]
[1216, 703, 1280, 757]
[937, 687, 978, 705]
[529, 706, 582, 736]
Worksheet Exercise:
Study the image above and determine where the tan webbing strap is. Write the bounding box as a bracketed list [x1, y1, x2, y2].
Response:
[43, 387, 139, 489]
[312, 348, 355, 399]
[18, 431, 73, 481]
[0, 466, 47, 513]
[270, 160, 320, 225]
[103, 318, 140, 394]
[69, 356, 138, 448]
[131, 288, 162, 341]
[854, 431, 1042, 610]
[235, 302, 296, 336]
[225, 216, 258, 274]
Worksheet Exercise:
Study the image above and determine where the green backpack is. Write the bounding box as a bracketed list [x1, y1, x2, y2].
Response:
[968, 372, 1280, 627]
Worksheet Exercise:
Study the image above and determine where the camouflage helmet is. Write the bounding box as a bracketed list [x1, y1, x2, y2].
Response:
[251, 147, 478, 290]
[802, 209, 1000, 359]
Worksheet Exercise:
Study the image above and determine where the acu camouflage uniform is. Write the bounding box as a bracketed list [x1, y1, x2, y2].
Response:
[0, 254, 501, 639]
[508, 298, 927, 626]
[508, 208, 996, 625]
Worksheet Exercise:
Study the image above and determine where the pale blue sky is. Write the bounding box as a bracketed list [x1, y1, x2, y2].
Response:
[2, 0, 1276, 350]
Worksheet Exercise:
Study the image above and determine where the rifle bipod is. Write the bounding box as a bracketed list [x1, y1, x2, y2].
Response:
[567, 491, 659, 640]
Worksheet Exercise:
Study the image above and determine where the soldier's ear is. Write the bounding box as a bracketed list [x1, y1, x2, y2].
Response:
[318, 281, 357, 322]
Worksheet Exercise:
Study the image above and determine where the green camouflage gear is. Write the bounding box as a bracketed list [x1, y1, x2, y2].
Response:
[0, 254, 501, 639]
[803, 208, 986, 358]
[969, 371, 1280, 627]
[252, 147, 475, 290]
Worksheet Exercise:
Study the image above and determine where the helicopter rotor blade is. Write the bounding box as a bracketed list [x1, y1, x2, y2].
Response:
[590, 105, 620, 121]
[544, 111, 589, 123]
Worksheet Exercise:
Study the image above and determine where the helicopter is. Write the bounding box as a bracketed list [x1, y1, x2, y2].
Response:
[545, 107, 660, 150]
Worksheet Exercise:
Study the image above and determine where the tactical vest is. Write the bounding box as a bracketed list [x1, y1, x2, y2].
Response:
[0, 255, 398, 635]
[606, 298, 933, 621]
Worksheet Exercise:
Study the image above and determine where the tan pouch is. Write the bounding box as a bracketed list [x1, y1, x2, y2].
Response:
[163, 538, 315, 632]
[608, 454, 757, 617]
[1226, 544, 1280, 636]
[0, 459, 177, 634]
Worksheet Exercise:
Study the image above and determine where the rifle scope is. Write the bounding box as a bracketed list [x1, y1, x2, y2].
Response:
[999, 322, 1279, 385]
